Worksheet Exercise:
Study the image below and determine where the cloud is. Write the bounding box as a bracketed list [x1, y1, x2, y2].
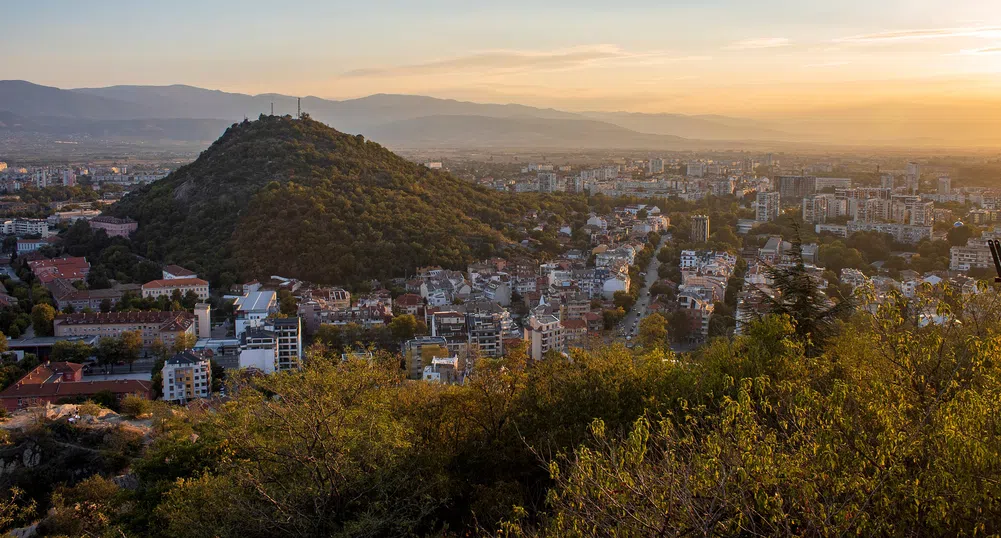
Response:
[960, 46, 1001, 54]
[837, 26, 1001, 44]
[726, 37, 791, 50]
[341, 45, 700, 78]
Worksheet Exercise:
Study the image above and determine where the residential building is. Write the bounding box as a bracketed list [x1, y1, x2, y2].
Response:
[269, 316, 303, 371]
[523, 313, 564, 360]
[0, 362, 151, 411]
[89, 216, 138, 238]
[422, 355, 463, 384]
[233, 291, 278, 337]
[691, 214, 710, 243]
[950, 239, 993, 271]
[802, 195, 829, 224]
[142, 278, 210, 301]
[777, 175, 817, 201]
[54, 311, 195, 353]
[162, 350, 212, 403]
[562, 319, 588, 348]
[756, 191, 781, 222]
[403, 336, 450, 380]
[1, 218, 51, 237]
[937, 175, 951, 195]
[814, 177, 851, 190]
[239, 327, 278, 374]
[648, 157, 665, 174]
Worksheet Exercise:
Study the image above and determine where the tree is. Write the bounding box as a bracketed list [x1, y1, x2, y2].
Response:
[637, 313, 668, 347]
[947, 223, 974, 246]
[172, 332, 197, 354]
[667, 310, 692, 343]
[96, 337, 121, 373]
[30, 303, 56, 337]
[150, 338, 170, 363]
[120, 330, 143, 372]
[120, 393, 151, 418]
[388, 314, 419, 341]
[50, 340, 93, 363]
[602, 308, 625, 330]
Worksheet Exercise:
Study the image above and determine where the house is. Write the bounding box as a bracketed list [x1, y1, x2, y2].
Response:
[0, 362, 151, 411]
[54, 311, 196, 353]
[562, 319, 588, 348]
[162, 350, 212, 403]
[50, 281, 140, 312]
[423, 356, 462, 384]
[142, 278, 210, 301]
[16, 237, 56, 254]
[162, 265, 197, 280]
[394, 293, 424, 317]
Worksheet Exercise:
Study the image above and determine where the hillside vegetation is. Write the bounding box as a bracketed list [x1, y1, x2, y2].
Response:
[111, 115, 543, 284]
[4, 283, 1001, 537]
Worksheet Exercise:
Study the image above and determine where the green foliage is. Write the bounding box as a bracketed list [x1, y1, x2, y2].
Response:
[30, 303, 56, 337]
[111, 116, 562, 285]
[120, 393, 151, 418]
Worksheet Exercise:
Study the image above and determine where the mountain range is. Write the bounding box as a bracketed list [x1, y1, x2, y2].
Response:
[0, 80, 786, 150]
[3, 80, 1001, 150]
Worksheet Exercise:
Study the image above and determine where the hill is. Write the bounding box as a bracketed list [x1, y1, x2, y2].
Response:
[109, 115, 546, 285]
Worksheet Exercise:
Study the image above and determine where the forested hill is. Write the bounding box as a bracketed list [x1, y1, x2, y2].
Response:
[110, 115, 539, 285]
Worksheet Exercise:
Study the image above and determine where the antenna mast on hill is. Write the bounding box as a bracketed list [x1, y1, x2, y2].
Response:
[271, 102, 274, 116]
[297, 98, 301, 119]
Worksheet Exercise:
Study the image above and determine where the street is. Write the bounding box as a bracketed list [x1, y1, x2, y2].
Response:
[617, 235, 668, 341]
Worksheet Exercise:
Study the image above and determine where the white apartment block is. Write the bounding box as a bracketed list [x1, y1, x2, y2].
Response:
[162, 350, 212, 403]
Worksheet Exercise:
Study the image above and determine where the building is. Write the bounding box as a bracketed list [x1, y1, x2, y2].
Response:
[905, 162, 921, 193]
[1, 218, 52, 237]
[422, 356, 462, 384]
[937, 175, 951, 195]
[50, 282, 140, 312]
[0, 362, 151, 411]
[28, 257, 90, 285]
[54, 311, 195, 353]
[648, 157, 665, 175]
[950, 239, 993, 271]
[239, 327, 279, 374]
[880, 173, 895, 190]
[756, 191, 781, 222]
[162, 265, 197, 280]
[686, 161, 706, 178]
[802, 195, 829, 224]
[141, 278, 209, 301]
[232, 291, 275, 339]
[89, 216, 138, 238]
[523, 313, 564, 361]
[268, 316, 303, 371]
[403, 336, 450, 380]
[691, 215, 710, 243]
[162, 350, 212, 403]
[814, 177, 851, 190]
[777, 175, 817, 201]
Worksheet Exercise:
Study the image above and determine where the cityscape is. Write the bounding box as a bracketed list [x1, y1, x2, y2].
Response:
[2, 1, 1001, 536]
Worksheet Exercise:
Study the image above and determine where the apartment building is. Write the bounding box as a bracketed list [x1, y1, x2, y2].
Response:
[756, 191, 781, 222]
[162, 350, 212, 403]
[691, 214, 710, 242]
[54, 311, 195, 352]
[523, 313, 564, 361]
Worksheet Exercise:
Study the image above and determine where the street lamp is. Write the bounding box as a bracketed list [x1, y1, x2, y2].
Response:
[990, 240, 1001, 284]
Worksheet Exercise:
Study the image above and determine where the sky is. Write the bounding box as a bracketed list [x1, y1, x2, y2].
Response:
[5, 0, 1001, 116]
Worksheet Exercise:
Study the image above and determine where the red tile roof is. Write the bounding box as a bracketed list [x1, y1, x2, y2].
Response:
[394, 293, 423, 307]
[562, 319, 588, 330]
[0, 361, 150, 402]
[28, 257, 90, 284]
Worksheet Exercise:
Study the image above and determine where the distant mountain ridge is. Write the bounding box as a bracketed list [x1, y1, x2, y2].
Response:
[0, 80, 782, 149]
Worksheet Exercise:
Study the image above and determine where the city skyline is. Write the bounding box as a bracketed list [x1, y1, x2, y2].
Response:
[4, 0, 1001, 118]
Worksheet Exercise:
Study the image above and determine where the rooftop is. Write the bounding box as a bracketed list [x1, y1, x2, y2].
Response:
[143, 277, 209, 289]
[234, 291, 277, 313]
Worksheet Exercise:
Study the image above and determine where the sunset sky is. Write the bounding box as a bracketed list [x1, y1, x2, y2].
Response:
[5, 0, 1001, 116]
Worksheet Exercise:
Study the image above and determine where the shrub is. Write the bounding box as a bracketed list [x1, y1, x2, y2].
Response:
[120, 394, 151, 418]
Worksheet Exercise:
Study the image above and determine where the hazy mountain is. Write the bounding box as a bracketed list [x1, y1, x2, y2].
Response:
[364, 114, 693, 149]
[0, 80, 153, 120]
[0, 110, 231, 141]
[583, 111, 791, 141]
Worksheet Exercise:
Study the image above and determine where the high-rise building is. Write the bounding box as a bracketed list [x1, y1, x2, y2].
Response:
[777, 175, 817, 201]
[937, 175, 951, 195]
[905, 162, 921, 194]
[756, 191, 781, 222]
[880, 173, 895, 190]
[686, 161, 706, 178]
[691, 215, 710, 242]
[802, 195, 830, 224]
[648, 157, 665, 175]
